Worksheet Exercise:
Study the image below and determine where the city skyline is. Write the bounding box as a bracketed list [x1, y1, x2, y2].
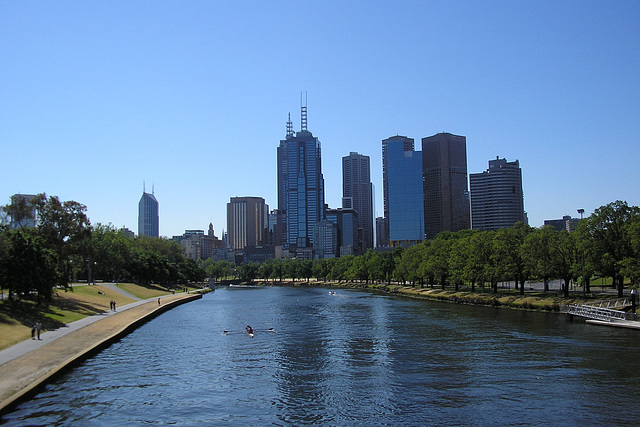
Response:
[2, 2, 638, 237]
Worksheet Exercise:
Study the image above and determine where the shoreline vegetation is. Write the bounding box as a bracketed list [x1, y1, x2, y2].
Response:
[250, 279, 624, 313]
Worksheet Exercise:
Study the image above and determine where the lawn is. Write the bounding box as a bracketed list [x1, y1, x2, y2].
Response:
[114, 283, 172, 299]
[0, 283, 157, 351]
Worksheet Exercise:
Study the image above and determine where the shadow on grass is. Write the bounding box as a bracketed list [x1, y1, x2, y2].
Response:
[0, 294, 105, 332]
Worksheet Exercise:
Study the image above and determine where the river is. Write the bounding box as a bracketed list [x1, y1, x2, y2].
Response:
[3, 286, 640, 425]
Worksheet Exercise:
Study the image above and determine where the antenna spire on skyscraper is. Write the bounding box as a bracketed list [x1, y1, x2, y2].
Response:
[300, 91, 307, 132]
[286, 112, 294, 137]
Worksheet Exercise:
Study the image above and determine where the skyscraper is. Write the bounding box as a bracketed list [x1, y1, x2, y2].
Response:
[386, 140, 424, 246]
[422, 132, 470, 240]
[381, 135, 414, 247]
[326, 207, 360, 256]
[342, 152, 373, 253]
[138, 188, 159, 237]
[227, 196, 269, 250]
[470, 157, 527, 230]
[277, 105, 325, 253]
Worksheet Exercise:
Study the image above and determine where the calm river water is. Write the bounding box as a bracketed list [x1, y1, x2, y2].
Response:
[3, 286, 640, 426]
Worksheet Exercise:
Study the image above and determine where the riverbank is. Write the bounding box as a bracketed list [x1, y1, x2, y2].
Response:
[252, 279, 615, 312]
[0, 292, 202, 416]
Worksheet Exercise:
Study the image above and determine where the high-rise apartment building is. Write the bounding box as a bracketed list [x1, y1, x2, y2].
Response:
[277, 106, 325, 252]
[381, 135, 414, 247]
[342, 152, 373, 253]
[138, 189, 159, 237]
[227, 196, 269, 250]
[470, 157, 527, 231]
[386, 140, 424, 246]
[422, 133, 470, 240]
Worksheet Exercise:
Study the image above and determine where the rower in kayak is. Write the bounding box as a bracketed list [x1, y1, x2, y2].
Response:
[245, 325, 254, 336]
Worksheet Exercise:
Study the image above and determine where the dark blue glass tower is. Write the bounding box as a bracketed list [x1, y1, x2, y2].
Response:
[386, 140, 424, 245]
[277, 108, 325, 251]
[138, 189, 159, 237]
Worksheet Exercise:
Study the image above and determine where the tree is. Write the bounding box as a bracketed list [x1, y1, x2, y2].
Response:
[394, 245, 423, 286]
[448, 230, 476, 291]
[549, 230, 578, 298]
[330, 255, 354, 282]
[426, 233, 454, 290]
[523, 226, 557, 292]
[494, 223, 533, 294]
[620, 216, 640, 289]
[238, 262, 260, 282]
[4, 229, 60, 301]
[312, 258, 334, 281]
[33, 194, 91, 289]
[90, 224, 133, 282]
[582, 201, 640, 297]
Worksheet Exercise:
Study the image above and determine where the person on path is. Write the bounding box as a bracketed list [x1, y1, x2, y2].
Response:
[36, 322, 42, 340]
[158, 297, 161, 306]
[31, 323, 36, 340]
[113, 300, 117, 311]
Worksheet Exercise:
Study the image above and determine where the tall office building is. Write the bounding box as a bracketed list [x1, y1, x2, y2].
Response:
[138, 188, 159, 237]
[470, 157, 527, 230]
[381, 135, 414, 247]
[277, 105, 325, 252]
[326, 207, 360, 256]
[422, 133, 470, 240]
[342, 152, 373, 252]
[386, 140, 424, 246]
[227, 196, 269, 250]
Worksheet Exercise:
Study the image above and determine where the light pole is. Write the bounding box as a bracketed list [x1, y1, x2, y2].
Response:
[577, 209, 585, 294]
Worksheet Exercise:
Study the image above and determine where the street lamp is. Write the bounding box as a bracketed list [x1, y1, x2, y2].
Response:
[577, 209, 585, 294]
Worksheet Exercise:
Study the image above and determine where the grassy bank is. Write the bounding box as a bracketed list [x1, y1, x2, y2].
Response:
[0, 283, 177, 351]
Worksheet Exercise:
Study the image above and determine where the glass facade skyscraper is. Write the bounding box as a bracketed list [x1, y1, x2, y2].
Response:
[422, 132, 470, 240]
[138, 191, 159, 237]
[381, 135, 414, 247]
[386, 140, 424, 245]
[277, 110, 325, 251]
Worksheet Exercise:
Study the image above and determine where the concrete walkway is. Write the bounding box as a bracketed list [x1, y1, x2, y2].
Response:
[0, 292, 202, 416]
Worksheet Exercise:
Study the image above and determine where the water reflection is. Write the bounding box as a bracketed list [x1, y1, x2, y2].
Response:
[3, 287, 640, 426]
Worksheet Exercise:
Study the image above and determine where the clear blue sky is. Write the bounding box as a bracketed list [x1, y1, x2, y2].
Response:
[2, 1, 638, 238]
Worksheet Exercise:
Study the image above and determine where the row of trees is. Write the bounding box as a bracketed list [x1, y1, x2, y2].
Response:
[0, 194, 206, 302]
[2, 196, 637, 302]
[225, 201, 639, 298]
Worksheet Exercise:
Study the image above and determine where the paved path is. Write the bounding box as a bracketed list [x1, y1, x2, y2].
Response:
[0, 292, 201, 415]
[101, 283, 143, 301]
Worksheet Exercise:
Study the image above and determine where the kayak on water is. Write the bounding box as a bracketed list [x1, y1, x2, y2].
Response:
[222, 327, 275, 336]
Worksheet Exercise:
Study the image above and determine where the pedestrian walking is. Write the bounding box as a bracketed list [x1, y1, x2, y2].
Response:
[158, 297, 161, 306]
[31, 323, 36, 340]
[36, 322, 41, 340]
[113, 300, 116, 311]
